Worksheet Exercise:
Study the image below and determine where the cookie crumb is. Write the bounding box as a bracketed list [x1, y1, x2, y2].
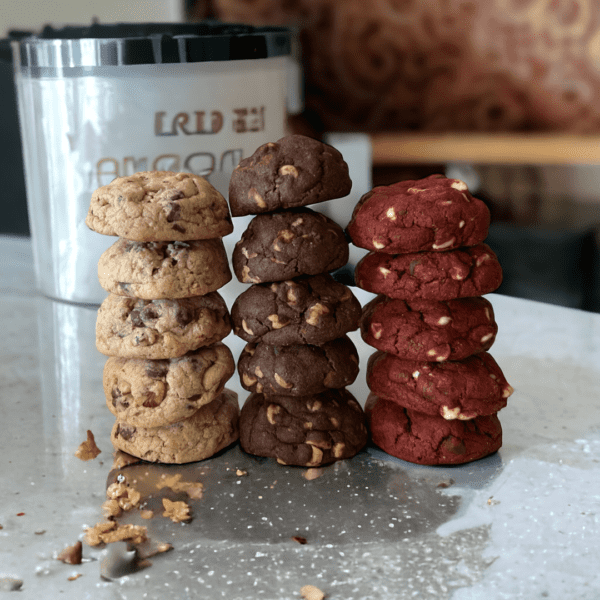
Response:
[75, 430, 101, 461]
[300, 584, 326, 600]
[157, 474, 204, 499]
[303, 468, 324, 481]
[487, 496, 500, 506]
[67, 574, 83, 581]
[34, 530, 46, 535]
[139, 510, 154, 520]
[57, 540, 82, 565]
[84, 522, 147, 547]
[137, 542, 173, 560]
[0, 578, 23, 592]
[236, 469, 248, 476]
[162, 498, 191, 523]
[112, 450, 141, 470]
[437, 478, 455, 489]
[291, 536, 307, 544]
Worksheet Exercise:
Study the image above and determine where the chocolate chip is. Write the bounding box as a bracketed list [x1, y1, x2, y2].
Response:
[129, 309, 143, 328]
[141, 305, 160, 321]
[116, 424, 136, 441]
[145, 362, 169, 379]
[142, 393, 159, 408]
[166, 204, 181, 222]
[172, 224, 186, 233]
[174, 306, 194, 327]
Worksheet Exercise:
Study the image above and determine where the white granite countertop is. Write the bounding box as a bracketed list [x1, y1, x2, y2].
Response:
[1, 234, 599, 600]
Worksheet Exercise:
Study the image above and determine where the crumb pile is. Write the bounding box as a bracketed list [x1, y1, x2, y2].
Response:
[86, 171, 239, 463]
[347, 174, 514, 465]
[228, 134, 368, 466]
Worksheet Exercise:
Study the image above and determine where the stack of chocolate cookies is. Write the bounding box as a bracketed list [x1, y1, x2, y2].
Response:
[347, 174, 514, 465]
[227, 134, 368, 467]
[86, 171, 240, 464]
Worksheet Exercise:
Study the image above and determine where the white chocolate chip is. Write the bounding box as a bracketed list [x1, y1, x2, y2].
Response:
[278, 229, 295, 243]
[241, 266, 261, 284]
[268, 314, 289, 329]
[306, 446, 323, 467]
[306, 303, 330, 326]
[485, 308, 491, 320]
[407, 187, 426, 193]
[242, 373, 257, 387]
[248, 187, 266, 208]
[270, 257, 286, 264]
[432, 238, 456, 250]
[307, 400, 322, 412]
[437, 316, 452, 326]
[255, 366, 264, 378]
[462, 192, 471, 203]
[441, 406, 461, 420]
[503, 385, 515, 398]
[332, 442, 345, 458]
[372, 239, 386, 249]
[291, 218, 304, 227]
[266, 404, 281, 424]
[279, 165, 298, 177]
[241, 247, 258, 259]
[427, 349, 437, 357]
[458, 220, 465, 228]
[450, 179, 468, 191]
[379, 267, 392, 278]
[412, 370, 420, 379]
[476, 253, 491, 266]
[386, 207, 396, 220]
[274, 373, 293, 389]
[371, 323, 383, 339]
[242, 320, 254, 336]
[481, 333, 494, 343]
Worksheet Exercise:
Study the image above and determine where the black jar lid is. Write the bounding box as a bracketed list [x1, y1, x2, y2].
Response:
[14, 21, 291, 68]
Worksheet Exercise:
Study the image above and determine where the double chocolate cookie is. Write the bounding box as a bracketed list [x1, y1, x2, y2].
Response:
[228, 135, 352, 216]
[240, 389, 368, 466]
[232, 207, 349, 283]
[111, 389, 239, 464]
[346, 175, 490, 254]
[98, 238, 231, 299]
[365, 393, 502, 465]
[96, 293, 231, 359]
[238, 336, 359, 396]
[355, 244, 503, 300]
[231, 274, 361, 346]
[104, 343, 235, 428]
[367, 351, 513, 420]
[361, 295, 497, 362]
[86, 171, 233, 241]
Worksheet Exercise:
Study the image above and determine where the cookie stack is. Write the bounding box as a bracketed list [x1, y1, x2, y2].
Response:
[86, 171, 240, 464]
[347, 174, 514, 465]
[227, 134, 368, 467]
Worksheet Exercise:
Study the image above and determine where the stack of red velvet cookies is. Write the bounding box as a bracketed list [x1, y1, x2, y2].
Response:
[86, 171, 240, 464]
[347, 175, 514, 465]
[228, 134, 368, 467]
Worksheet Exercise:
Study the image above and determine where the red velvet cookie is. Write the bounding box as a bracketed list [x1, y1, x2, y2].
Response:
[355, 244, 502, 300]
[228, 135, 352, 217]
[367, 351, 513, 420]
[239, 389, 368, 466]
[361, 295, 497, 361]
[365, 393, 502, 465]
[346, 175, 490, 254]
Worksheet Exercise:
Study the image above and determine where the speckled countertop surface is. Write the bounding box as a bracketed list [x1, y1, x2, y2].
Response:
[1, 235, 600, 599]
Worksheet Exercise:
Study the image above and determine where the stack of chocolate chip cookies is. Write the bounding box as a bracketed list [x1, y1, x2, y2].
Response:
[347, 174, 514, 465]
[227, 134, 368, 467]
[86, 171, 240, 463]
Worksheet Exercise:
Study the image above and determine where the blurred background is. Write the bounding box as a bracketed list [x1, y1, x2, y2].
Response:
[2, 0, 600, 312]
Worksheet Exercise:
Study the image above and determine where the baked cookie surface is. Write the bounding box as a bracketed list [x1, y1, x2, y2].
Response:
[231, 274, 361, 346]
[240, 389, 368, 466]
[86, 171, 233, 241]
[98, 238, 231, 299]
[355, 244, 502, 300]
[238, 336, 359, 396]
[228, 135, 352, 216]
[367, 351, 513, 420]
[365, 393, 502, 465]
[232, 207, 349, 283]
[111, 389, 239, 464]
[96, 292, 231, 359]
[361, 295, 497, 362]
[104, 343, 235, 428]
[346, 175, 490, 254]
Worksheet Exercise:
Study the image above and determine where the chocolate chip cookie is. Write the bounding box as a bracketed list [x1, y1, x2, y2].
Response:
[104, 343, 235, 428]
[96, 292, 231, 359]
[238, 336, 359, 396]
[110, 389, 239, 464]
[231, 274, 361, 346]
[232, 207, 349, 283]
[365, 392, 502, 465]
[228, 135, 352, 216]
[367, 351, 513, 420]
[86, 171, 233, 241]
[239, 389, 368, 466]
[355, 244, 503, 300]
[361, 295, 497, 362]
[98, 238, 232, 299]
[346, 175, 490, 254]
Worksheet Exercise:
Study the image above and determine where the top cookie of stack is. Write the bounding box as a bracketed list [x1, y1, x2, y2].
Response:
[347, 174, 513, 466]
[228, 134, 368, 467]
[86, 171, 239, 464]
